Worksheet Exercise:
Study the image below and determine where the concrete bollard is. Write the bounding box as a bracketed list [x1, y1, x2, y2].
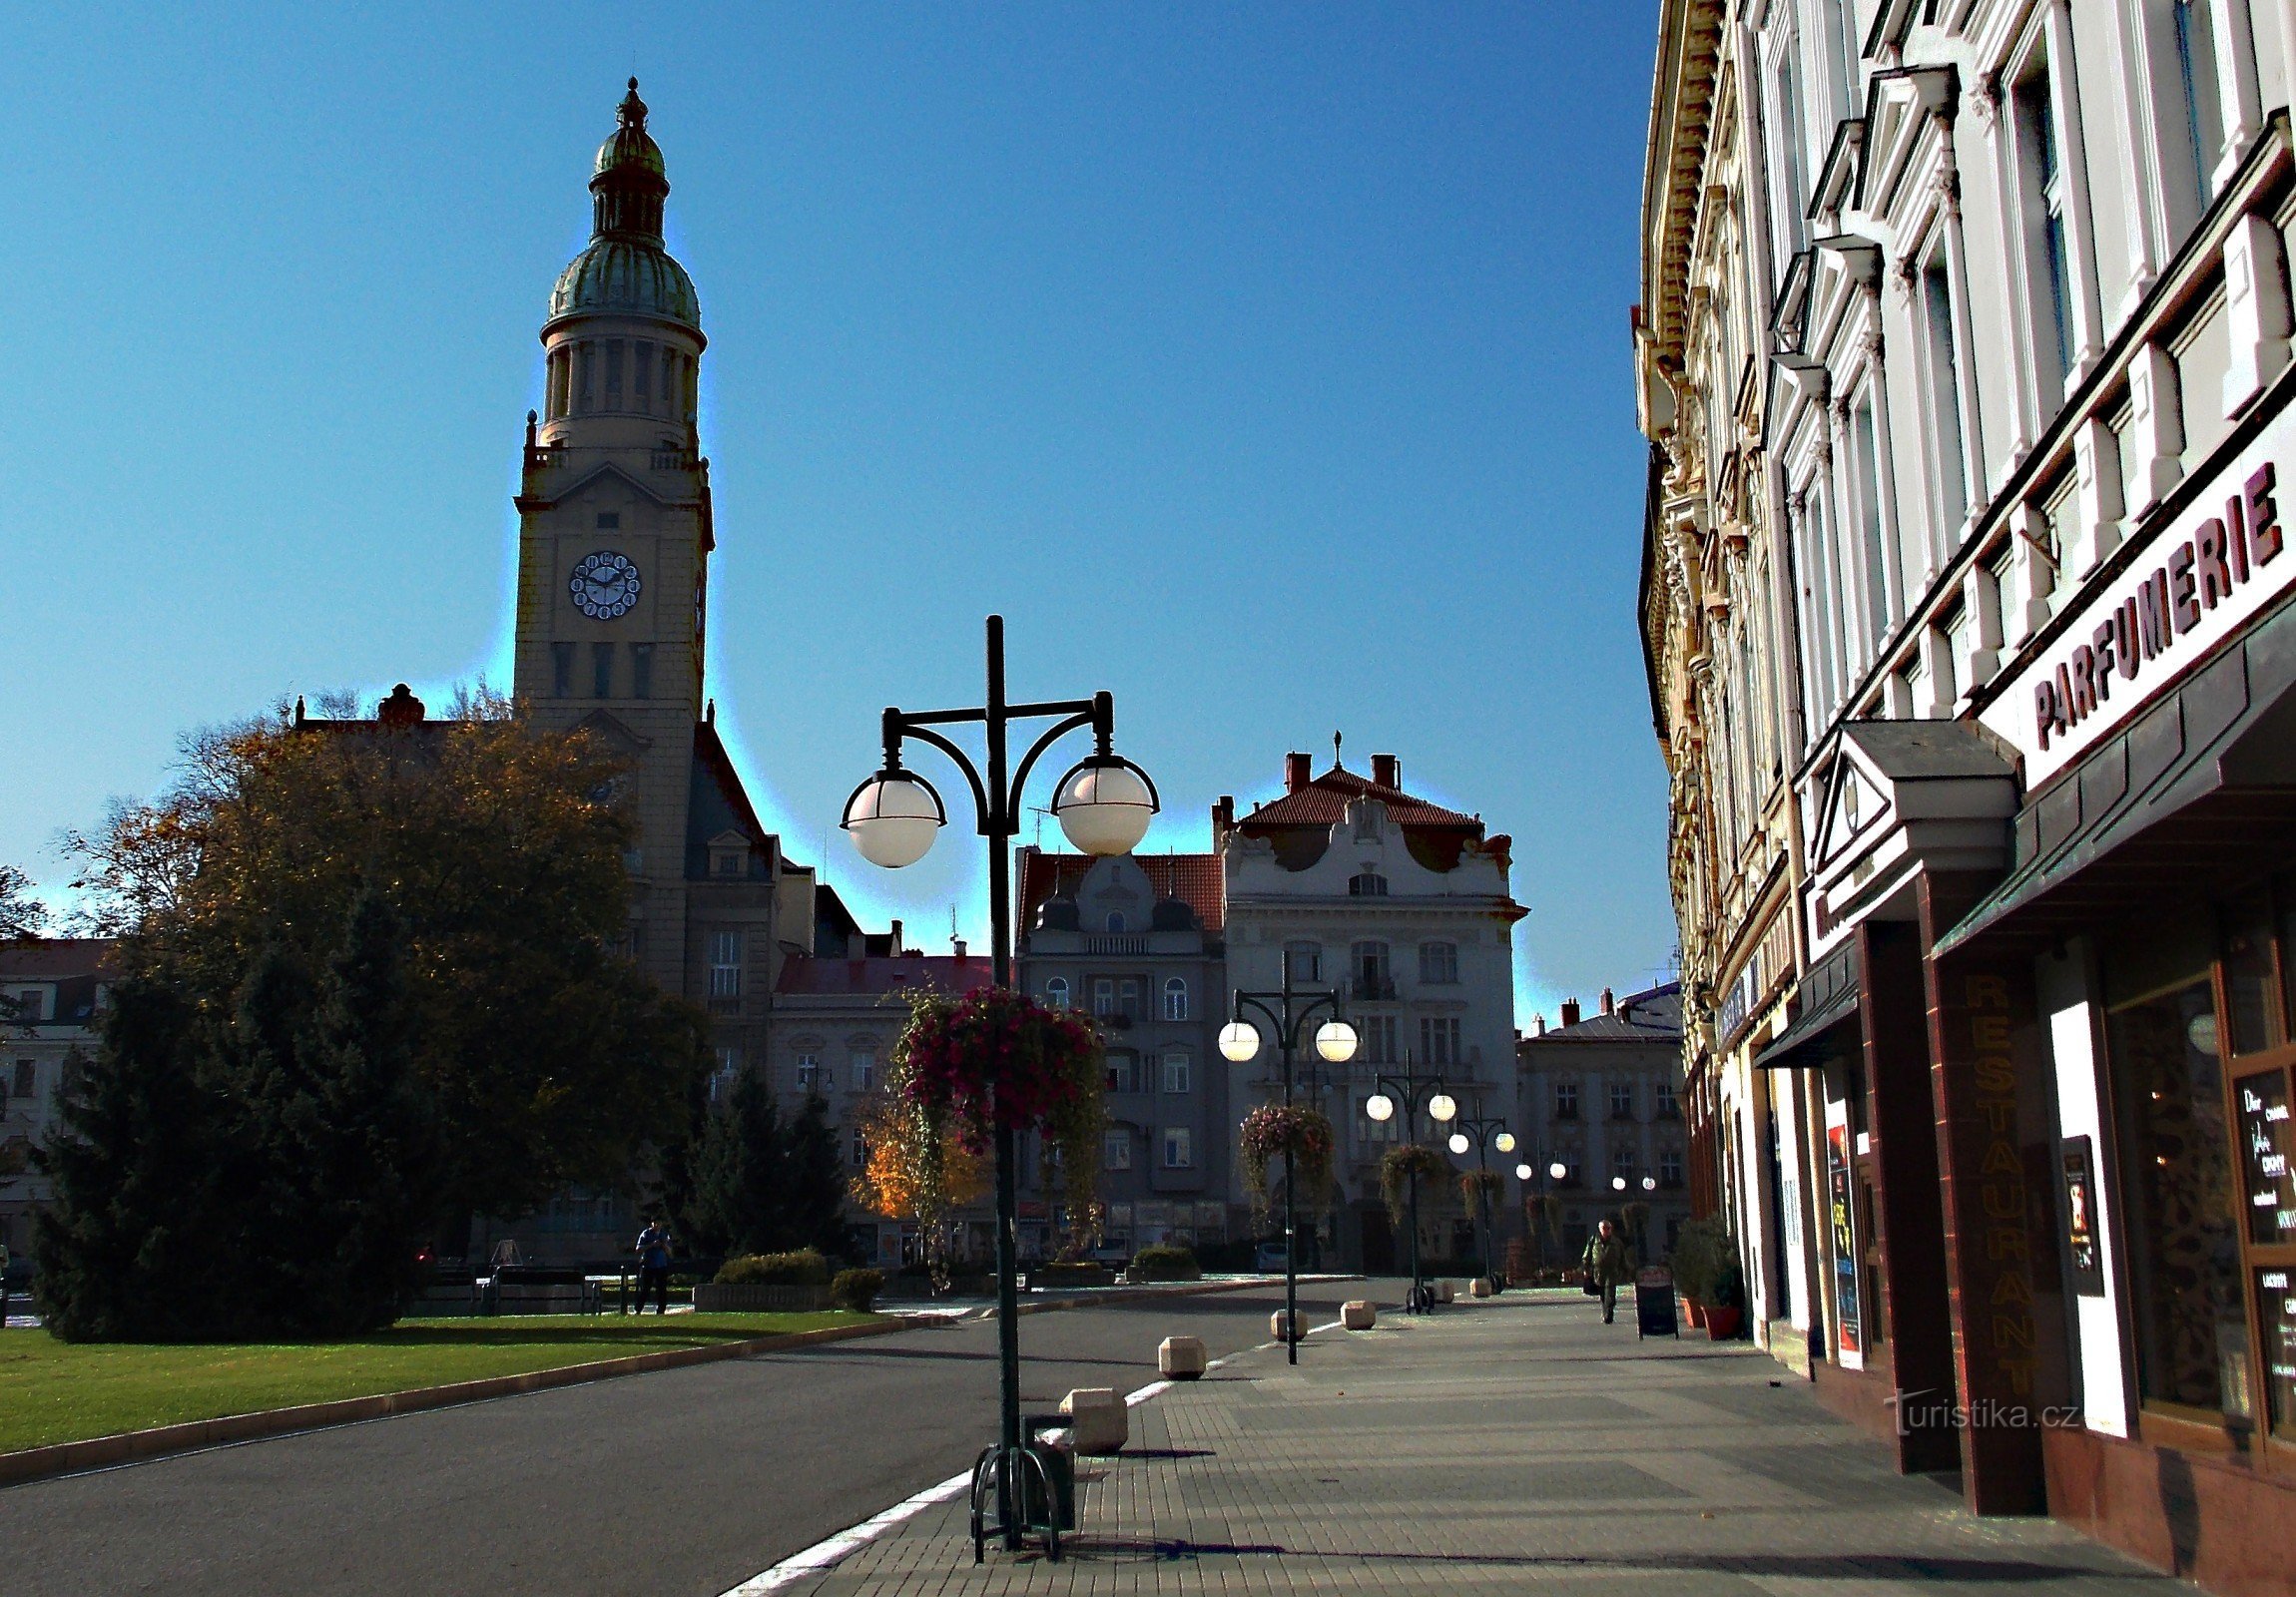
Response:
[1270, 1310, 1303, 1342]
[1342, 1300, 1377, 1331]
[1061, 1386, 1128, 1455]
[1159, 1334, 1209, 1379]
[1434, 1280, 1455, 1304]
[1469, 1277, 1494, 1299]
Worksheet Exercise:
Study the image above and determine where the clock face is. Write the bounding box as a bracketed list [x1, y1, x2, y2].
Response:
[570, 551, 641, 620]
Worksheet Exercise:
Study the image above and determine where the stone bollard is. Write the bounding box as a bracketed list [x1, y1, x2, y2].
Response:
[1434, 1280, 1456, 1304]
[1270, 1310, 1303, 1342]
[1061, 1387, 1128, 1455]
[1469, 1278, 1494, 1299]
[1159, 1334, 1209, 1379]
[1342, 1299, 1377, 1331]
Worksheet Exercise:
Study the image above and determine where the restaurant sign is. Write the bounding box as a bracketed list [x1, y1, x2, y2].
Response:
[1982, 406, 2295, 787]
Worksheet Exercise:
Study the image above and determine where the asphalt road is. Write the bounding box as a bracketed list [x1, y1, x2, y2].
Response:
[1, 1278, 1381, 1597]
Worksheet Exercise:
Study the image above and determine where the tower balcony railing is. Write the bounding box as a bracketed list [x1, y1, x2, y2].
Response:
[520, 440, 701, 479]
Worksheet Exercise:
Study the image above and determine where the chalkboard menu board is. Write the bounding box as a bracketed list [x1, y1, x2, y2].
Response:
[2259, 1268, 2296, 1438]
[2236, 1070, 2295, 1246]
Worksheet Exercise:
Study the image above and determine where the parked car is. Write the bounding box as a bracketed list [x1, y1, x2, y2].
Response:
[1255, 1241, 1290, 1272]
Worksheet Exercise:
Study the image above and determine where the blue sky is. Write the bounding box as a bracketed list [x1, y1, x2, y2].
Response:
[3, 3, 1671, 1022]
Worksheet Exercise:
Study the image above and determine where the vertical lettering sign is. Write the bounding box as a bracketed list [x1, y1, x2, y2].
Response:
[2058, 1136, 2103, 1296]
[2258, 1270, 2296, 1437]
[1828, 1121, 1862, 1361]
[2237, 1071, 2296, 1246]
[1968, 977, 2040, 1398]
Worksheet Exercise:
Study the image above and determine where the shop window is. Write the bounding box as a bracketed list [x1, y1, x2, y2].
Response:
[2223, 888, 2285, 1058]
[2104, 911, 2252, 1423]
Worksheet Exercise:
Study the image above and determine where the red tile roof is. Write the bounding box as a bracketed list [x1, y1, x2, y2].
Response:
[0, 938, 119, 980]
[774, 955, 996, 997]
[1237, 764, 1480, 833]
[1017, 850, 1225, 933]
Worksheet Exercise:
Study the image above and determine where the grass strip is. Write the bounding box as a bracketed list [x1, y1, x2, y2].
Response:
[0, 1312, 869, 1454]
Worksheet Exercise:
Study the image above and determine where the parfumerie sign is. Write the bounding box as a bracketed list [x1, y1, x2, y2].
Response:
[1983, 407, 2296, 787]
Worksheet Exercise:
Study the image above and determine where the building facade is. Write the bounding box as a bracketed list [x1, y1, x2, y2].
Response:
[0, 940, 113, 1262]
[1014, 850, 1233, 1255]
[1514, 983, 1692, 1270]
[1218, 752, 1525, 1271]
[1641, 1, 2296, 1584]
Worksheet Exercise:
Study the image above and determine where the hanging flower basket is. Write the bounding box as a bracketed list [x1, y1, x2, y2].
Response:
[1239, 1105, 1337, 1227]
[894, 985, 1108, 1257]
[1380, 1145, 1448, 1227]
[1457, 1168, 1502, 1211]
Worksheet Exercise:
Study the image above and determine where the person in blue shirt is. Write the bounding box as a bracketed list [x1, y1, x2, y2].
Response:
[634, 1218, 673, 1315]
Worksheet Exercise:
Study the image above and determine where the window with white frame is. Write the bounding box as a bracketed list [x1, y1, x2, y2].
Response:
[1106, 1051, 1139, 1094]
[1118, 978, 1141, 1020]
[1162, 1051, 1191, 1095]
[1920, 245, 1971, 540]
[795, 1053, 821, 1092]
[1853, 396, 1892, 645]
[709, 930, 743, 1000]
[1655, 1077, 1678, 1118]
[1421, 1016, 1461, 1066]
[1612, 1145, 1637, 1183]
[851, 1050, 876, 1092]
[1105, 1128, 1132, 1170]
[1764, 23, 1811, 264]
[1092, 977, 1115, 1017]
[2171, 0, 2225, 216]
[1358, 1014, 1397, 1064]
[1661, 1148, 1685, 1187]
[1554, 1080, 1579, 1120]
[711, 1045, 742, 1105]
[850, 1128, 867, 1168]
[1419, 941, 1458, 985]
[1609, 1081, 1634, 1120]
[2012, 47, 2075, 395]
[1162, 977, 1188, 1021]
[1046, 976, 1070, 1010]
[1162, 1127, 1193, 1169]
[1349, 870, 1389, 897]
[1284, 941, 1323, 982]
[1353, 941, 1391, 998]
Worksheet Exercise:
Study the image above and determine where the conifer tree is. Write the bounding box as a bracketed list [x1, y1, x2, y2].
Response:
[686, 1070, 789, 1258]
[784, 1091, 851, 1260]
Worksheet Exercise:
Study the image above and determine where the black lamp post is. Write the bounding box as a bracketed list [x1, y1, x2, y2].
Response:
[1217, 960, 1357, 1366]
[1364, 1059, 1455, 1314]
[842, 615, 1158, 1558]
[1445, 1104, 1515, 1293]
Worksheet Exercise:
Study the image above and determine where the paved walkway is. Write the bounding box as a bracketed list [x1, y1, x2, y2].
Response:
[777, 1287, 2188, 1597]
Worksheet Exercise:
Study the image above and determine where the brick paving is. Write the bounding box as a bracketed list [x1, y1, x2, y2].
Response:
[779, 1288, 2187, 1596]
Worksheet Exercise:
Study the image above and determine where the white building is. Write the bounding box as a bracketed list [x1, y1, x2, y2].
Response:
[1217, 752, 1525, 1270]
[0, 940, 114, 1261]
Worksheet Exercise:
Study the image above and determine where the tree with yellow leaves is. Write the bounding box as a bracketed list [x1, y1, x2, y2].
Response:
[849, 1082, 987, 1290]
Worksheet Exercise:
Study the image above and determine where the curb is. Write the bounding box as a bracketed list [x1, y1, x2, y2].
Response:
[0, 1314, 943, 1490]
[995, 1274, 1366, 1319]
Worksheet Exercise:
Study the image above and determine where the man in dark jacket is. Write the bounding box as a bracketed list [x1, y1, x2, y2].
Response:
[1582, 1218, 1632, 1325]
[634, 1217, 673, 1315]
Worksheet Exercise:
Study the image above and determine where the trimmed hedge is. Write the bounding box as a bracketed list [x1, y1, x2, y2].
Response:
[830, 1268, 884, 1312]
[1126, 1244, 1202, 1282]
[715, 1249, 832, 1287]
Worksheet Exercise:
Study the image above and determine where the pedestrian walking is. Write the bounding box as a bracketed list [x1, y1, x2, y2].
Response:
[634, 1216, 673, 1316]
[1581, 1217, 1631, 1325]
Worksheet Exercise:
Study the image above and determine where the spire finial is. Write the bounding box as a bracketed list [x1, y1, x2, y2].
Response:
[1333, 730, 1344, 769]
[618, 77, 647, 129]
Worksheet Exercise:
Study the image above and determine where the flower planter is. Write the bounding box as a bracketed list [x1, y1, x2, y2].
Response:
[693, 1284, 832, 1314]
[1704, 1305, 1743, 1340]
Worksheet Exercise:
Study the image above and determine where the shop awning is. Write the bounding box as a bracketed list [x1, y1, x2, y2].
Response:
[1935, 593, 2296, 958]
[1754, 941, 1860, 1069]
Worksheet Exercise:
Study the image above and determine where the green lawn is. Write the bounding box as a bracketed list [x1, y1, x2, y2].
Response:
[0, 1312, 872, 1454]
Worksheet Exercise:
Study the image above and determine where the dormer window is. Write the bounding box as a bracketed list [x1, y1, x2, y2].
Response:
[1106, 912, 1126, 933]
[1349, 869, 1389, 897]
[708, 831, 750, 878]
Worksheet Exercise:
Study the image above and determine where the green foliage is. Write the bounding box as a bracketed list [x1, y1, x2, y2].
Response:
[830, 1267, 883, 1311]
[684, 1077, 848, 1261]
[715, 1249, 832, 1287]
[1666, 1216, 1734, 1304]
[1126, 1243, 1201, 1282]
[0, 862, 44, 945]
[35, 894, 437, 1340]
[61, 699, 710, 1227]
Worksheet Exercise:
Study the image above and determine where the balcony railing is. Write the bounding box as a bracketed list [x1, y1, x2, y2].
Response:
[1083, 934, 1149, 954]
[1348, 975, 1398, 1002]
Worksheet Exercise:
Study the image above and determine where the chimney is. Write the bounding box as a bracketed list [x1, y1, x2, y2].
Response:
[889, 919, 902, 953]
[1212, 795, 1235, 846]
[377, 684, 425, 727]
[1371, 753, 1400, 790]
[1560, 997, 1581, 1028]
[1284, 752, 1312, 793]
[1534, 1013, 1546, 1036]
[1600, 987, 1615, 1016]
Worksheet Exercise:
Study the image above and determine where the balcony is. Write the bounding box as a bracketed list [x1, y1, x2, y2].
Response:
[1084, 934, 1149, 955]
[1349, 975, 1398, 1002]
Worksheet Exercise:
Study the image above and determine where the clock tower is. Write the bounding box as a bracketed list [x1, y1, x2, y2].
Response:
[514, 82, 799, 1010]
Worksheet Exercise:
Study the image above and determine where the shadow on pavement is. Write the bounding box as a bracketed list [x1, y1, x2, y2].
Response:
[1034, 1539, 2124, 1582]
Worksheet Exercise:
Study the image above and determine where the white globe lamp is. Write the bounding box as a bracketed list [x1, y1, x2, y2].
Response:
[1314, 1020, 1359, 1063]
[1514, 1163, 1533, 1181]
[1428, 1093, 1457, 1124]
[1217, 1021, 1262, 1063]
[1050, 757, 1158, 856]
[1494, 1132, 1516, 1154]
[1446, 1133, 1470, 1155]
[842, 771, 944, 869]
[1365, 1093, 1396, 1123]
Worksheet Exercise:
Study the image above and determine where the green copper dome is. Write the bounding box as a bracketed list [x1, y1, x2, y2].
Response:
[545, 80, 702, 337]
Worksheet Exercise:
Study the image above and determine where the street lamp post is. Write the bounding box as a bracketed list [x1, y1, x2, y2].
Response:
[1217, 961, 1357, 1366]
[1445, 1106, 1514, 1293]
[842, 615, 1157, 1558]
[1364, 1060, 1455, 1314]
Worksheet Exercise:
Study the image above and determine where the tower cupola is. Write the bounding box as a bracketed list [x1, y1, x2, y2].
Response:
[538, 80, 704, 442]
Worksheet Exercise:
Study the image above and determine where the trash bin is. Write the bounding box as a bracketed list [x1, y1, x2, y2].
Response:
[1021, 1415, 1077, 1531]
